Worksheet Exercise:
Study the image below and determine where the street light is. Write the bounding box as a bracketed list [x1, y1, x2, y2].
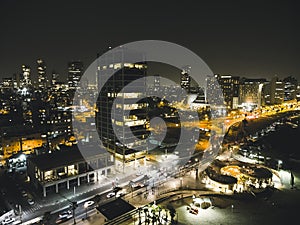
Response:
[18, 205, 22, 223]
[71, 202, 78, 224]
[83, 202, 88, 219]
[277, 160, 282, 171]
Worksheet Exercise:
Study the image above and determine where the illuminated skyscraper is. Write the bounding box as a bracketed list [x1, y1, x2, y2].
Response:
[51, 71, 59, 87]
[21, 64, 31, 87]
[215, 74, 240, 109]
[180, 65, 191, 92]
[283, 76, 298, 101]
[153, 74, 160, 92]
[96, 47, 149, 168]
[239, 77, 267, 110]
[37, 59, 47, 89]
[264, 76, 284, 105]
[68, 61, 84, 90]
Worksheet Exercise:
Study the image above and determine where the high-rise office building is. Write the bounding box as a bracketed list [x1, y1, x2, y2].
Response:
[153, 74, 160, 92]
[263, 76, 284, 105]
[283, 76, 298, 101]
[96, 47, 149, 167]
[21, 64, 31, 87]
[51, 71, 59, 87]
[13, 73, 20, 89]
[180, 65, 191, 92]
[215, 74, 240, 109]
[68, 61, 84, 90]
[37, 59, 47, 89]
[1, 77, 13, 89]
[239, 77, 267, 110]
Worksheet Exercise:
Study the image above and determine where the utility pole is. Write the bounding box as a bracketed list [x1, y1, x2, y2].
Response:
[71, 201, 78, 224]
[19, 205, 22, 223]
[58, 193, 78, 224]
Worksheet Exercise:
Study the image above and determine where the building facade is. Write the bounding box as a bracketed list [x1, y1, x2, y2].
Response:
[27, 145, 114, 197]
[239, 78, 266, 110]
[96, 47, 149, 168]
[263, 76, 284, 105]
[180, 65, 191, 93]
[37, 59, 47, 90]
[283, 76, 298, 101]
[68, 61, 84, 90]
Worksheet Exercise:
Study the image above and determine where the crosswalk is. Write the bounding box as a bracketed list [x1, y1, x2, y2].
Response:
[22, 202, 42, 215]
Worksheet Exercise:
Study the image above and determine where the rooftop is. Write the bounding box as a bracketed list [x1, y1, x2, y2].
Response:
[28, 144, 109, 171]
[96, 198, 135, 220]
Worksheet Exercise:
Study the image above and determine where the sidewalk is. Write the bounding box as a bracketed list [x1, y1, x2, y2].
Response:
[68, 171, 219, 225]
[21, 161, 155, 223]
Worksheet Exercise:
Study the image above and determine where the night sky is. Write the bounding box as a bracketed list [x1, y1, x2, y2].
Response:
[0, 0, 299, 82]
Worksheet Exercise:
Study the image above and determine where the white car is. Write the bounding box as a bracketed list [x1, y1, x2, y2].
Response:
[84, 200, 94, 208]
[106, 192, 115, 198]
[58, 210, 72, 219]
[2, 217, 15, 224]
[27, 198, 35, 205]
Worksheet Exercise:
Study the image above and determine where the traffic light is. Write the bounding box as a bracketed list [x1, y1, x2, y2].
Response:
[70, 201, 78, 210]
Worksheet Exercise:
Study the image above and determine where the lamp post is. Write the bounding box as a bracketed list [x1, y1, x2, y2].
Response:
[71, 202, 78, 224]
[277, 160, 282, 171]
[18, 205, 22, 223]
[84, 204, 88, 219]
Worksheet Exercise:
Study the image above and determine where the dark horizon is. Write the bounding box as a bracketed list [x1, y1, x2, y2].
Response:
[0, 0, 300, 81]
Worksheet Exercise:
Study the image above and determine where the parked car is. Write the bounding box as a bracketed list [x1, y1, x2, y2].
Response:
[1, 217, 15, 224]
[27, 198, 35, 205]
[58, 210, 72, 219]
[84, 200, 94, 208]
[106, 192, 115, 198]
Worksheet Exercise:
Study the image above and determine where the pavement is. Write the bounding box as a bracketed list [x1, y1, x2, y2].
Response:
[20, 162, 154, 224]
[64, 166, 300, 225]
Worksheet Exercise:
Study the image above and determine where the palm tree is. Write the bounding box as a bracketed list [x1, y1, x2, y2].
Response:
[42, 211, 51, 225]
[138, 207, 142, 225]
[166, 205, 176, 224]
[151, 209, 155, 224]
[163, 209, 169, 223]
[144, 207, 150, 224]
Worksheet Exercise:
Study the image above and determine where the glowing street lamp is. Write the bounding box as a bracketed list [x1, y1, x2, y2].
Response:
[277, 160, 282, 171]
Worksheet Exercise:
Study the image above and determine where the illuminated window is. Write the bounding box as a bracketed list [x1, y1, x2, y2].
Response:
[44, 170, 53, 181]
[115, 121, 123, 126]
[114, 63, 122, 69]
[68, 165, 77, 176]
[124, 63, 134, 68]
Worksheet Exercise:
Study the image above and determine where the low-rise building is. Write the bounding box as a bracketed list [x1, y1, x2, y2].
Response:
[27, 144, 114, 197]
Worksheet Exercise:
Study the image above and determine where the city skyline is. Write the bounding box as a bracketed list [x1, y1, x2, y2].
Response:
[0, 0, 300, 81]
[1, 1, 300, 224]
[0, 57, 298, 87]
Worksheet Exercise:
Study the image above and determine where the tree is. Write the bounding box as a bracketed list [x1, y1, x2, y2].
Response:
[41, 211, 51, 225]
[144, 207, 150, 224]
[138, 207, 142, 225]
[166, 204, 176, 224]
